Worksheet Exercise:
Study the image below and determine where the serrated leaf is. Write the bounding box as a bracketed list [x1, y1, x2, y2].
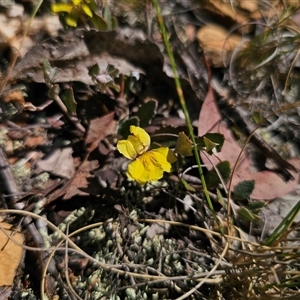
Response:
[233, 180, 255, 200]
[136, 99, 157, 127]
[175, 132, 193, 156]
[118, 117, 139, 138]
[61, 87, 77, 114]
[205, 161, 231, 188]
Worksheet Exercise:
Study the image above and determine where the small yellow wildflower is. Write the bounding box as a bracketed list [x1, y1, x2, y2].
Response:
[51, 0, 93, 27]
[117, 126, 172, 184]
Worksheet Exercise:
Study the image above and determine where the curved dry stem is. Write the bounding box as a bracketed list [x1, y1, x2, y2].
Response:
[175, 242, 229, 300]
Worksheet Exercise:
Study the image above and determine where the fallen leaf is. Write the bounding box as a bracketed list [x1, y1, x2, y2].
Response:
[197, 24, 245, 67]
[204, 0, 249, 26]
[0, 220, 24, 287]
[85, 112, 116, 153]
[198, 82, 299, 200]
[37, 147, 75, 179]
[63, 159, 98, 200]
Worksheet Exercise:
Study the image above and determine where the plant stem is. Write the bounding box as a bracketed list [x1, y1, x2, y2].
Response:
[152, 0, 215, 214]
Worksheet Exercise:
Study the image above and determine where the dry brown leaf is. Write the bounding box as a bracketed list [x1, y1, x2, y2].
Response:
[203, 0, 249, 27]
[37, 147, 75, 179]
[197, 25, 245, 67]
[25, 135, 46, 148]
[85, 112, 116, 153]
[198, 83, 299, 200]
[0, 220, 24, 286]
[63, 160, 98, 200]
[238, 0, 258, 13]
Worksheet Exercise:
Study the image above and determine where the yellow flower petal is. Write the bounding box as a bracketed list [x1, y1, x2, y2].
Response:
[117, 139, 138, 160]
[51, 3, 73, 13]
[127, 147, 171, 184]
[148, 148, 172, 172]
[117, 126, 150, 160]
[81, 3, 93, 17]
[65, 15, 78, 27]
[72, 0, 83, 5]
[129, 126, 150, 154]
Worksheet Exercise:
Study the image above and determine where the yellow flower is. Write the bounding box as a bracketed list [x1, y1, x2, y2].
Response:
[117, 126, 172, 184]
[51, 0, 93, 27]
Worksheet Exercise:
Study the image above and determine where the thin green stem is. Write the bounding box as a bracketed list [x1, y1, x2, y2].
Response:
[152, 0, 215, 214]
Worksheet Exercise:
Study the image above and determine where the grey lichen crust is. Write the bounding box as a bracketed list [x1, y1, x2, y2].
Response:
[49, 207, 211, 300]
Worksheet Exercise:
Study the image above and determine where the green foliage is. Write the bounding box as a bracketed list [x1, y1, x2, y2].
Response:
[197, 133, 224, 154]
[264, 200, 300, 246]
[180, 178, 195, 192]
[204, 161, 231, 189]
[232, 180, 255, 200]
[137, 99, 158, 128]
[43, 58, 59, 85]
[175, 132, 193, 156]
[89, 63, 120, 93]
[237, 202, 265, 222]
[61, 87, 77, 114]
[118, 99, 157, 138]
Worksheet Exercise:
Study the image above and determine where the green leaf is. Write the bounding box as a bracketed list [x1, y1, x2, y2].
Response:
[136, 99, 157, 128]
[106, 64, 119, 78]
[48, 85, 60, 100]
[205, 133, 224, 152]
[216, 189, 226, 207]
[61, 87, 77, 114]
[102, 3, 117, 30]
[175, 132, 193, 156]
[205, 161, 231, 188]
[180, 178, 195, 192]
[91, 13, 108, 31]
[88, 63, 100, 77]
[43, 58, 60, 85]
[197, 133, 224, 154]
[118, 117, 139, 138]
[203, 136, 219, 153]
[264, 200, 300, 246]
[167, 149, 177, 164]
[246, 201, 265, 210]
[232, 180, 255, 200]
[238, 206, 260, 222]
